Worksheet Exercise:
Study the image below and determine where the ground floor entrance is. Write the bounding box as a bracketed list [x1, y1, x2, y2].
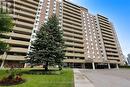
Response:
[0, 60, 119, 69]
[64, 62, 119, 70]
[65, 63, 83, 68]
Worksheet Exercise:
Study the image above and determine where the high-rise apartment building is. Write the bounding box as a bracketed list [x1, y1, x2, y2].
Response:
[0, 0, 124, 69]
[81, 7, 124, 69]
[34, 0, 124, 69]
[0, 0, 39, 68]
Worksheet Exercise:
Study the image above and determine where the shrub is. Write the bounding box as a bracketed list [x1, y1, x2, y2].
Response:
[0, 67, 25, 86]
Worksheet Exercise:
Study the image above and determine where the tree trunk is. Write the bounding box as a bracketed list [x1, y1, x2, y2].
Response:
[58, 64, 62, 71]
[30, 65, 34, 68]
[45, 62, 49, 71]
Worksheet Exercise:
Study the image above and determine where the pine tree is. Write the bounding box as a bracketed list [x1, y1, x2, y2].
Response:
[28, 15, 65, 71]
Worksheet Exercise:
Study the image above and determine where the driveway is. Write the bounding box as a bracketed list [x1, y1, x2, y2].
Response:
[74, 69, 130, 87]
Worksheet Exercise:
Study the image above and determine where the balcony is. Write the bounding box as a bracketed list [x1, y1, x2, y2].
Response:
[63, 18, 82, 27]
[15, 4, 36, 14]
[15, 9, 35, 18]
[63, 4, 80, 14]
[103, 37, 115, 42]
[63, 1, 80, 11]
[18, 15, 34, 23]
[64, 37, 83, 43]
[15, 21, 34, 29]
[99, 21, 110, 27]
[63, 32, 83, 38]
[106, 52, 119, 56]
[6, 33, 30, 39]
[63, 9, 81, 19]
[105, 44, 117, 48]
[105, 48, 117, 52]
[9, 47, 28, 53]
[108, 60, 120, 64]
[107, 57, 120, 60]
[104, 40, 116, 45]
[98, 15, 108, 21]
[100, 24, 111, 29]
[63, 22, 82, 31]
[65, 47, 84, 52]
[65, 42, 83, 47]
[13, 27, 32, 34]
[63, 15, 82, 23]
[1, 39, 30, 46]
[14, 0, 37, 9]
[26, 0, 39, 5]
[63, 27, 83, 34]
[98, 18, 109, 24]
[101, 29, 113, 35]
[63, 59, 85, 63]
[65, 53, 85, 57]
[102, 34, 114, 39]
[6, 55, 25, 61]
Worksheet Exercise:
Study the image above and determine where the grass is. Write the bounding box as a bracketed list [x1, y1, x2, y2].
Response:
[0, 68, 74, 87]
[119, 65, 130, 69]
[0, 69, 9, 79]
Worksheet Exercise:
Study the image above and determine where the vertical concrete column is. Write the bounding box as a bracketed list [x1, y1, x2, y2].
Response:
[0, 52, 7, 68]
[73, 63, 74, 68]
[82, 63, 85, 69]
[108, 63, 111, 69]
[24, 63, 27, 68]
[116, 64, 119, 69]
[92, 62, 95, 70]
[68, 63, 70, 68]
[0, 60, 5, 69]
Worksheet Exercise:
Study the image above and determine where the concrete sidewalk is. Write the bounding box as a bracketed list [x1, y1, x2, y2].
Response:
[73, 69, 95, 87]
[74, 69, 130, 87]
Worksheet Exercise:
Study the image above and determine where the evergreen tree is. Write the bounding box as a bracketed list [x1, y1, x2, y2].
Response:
[28, 15, 65, 71]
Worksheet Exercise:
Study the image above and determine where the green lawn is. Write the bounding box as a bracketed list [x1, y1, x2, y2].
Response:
[119, 65, 130, 69]
[0, 68, 74, 87]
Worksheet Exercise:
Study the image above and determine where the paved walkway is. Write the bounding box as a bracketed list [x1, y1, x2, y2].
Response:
[74, 69, 130, 87]
[73, 69, 95, 87]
